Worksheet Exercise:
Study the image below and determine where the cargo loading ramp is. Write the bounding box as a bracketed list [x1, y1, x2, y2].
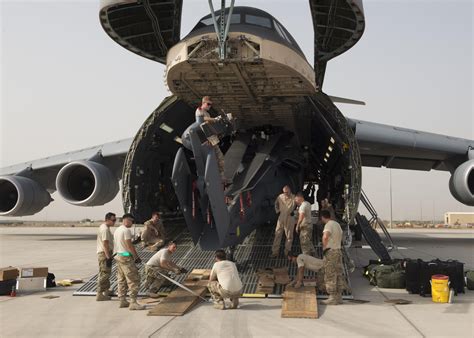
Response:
[74, 224, 353, 299]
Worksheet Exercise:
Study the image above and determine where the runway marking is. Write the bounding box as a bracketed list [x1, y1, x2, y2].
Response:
[357, 245, 407, 250]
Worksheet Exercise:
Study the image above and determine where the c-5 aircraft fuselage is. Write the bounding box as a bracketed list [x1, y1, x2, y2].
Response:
[1, 1, 472, 253]
[119, 6, 361, 249]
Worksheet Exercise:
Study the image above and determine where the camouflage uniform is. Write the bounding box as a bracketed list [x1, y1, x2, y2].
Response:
[142, 219, 166, 249]
[298, 200, 315, 256]
[97, 251, 112, 293]
[323, 249, 344, 296]
[115, 255, 141, 298]
[207, 281, 241, 302]
[144, 265, 167, 293]
[299, 224, 315, 255]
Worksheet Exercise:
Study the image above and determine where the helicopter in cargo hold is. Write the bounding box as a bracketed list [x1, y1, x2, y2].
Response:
[1, 0, 473, 250]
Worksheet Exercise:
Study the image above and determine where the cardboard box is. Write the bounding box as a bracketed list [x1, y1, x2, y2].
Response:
[20, 267, 48, 278]
[0, 267, 19, 281]
[16, 277, 46, 293]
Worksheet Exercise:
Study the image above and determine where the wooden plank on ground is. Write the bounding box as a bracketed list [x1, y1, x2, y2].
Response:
[273, 267, 290, 285]
[147, 285, 207, 316]
[281, 286, 318, 319]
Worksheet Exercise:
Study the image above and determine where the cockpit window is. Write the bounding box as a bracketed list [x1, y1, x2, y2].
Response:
[245, 14, 272, 29]
[200, 14, 241, 26]
[274, 20, 290, 43]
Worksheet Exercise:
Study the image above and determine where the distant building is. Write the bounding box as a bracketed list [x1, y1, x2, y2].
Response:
[444, 212, 474, 225]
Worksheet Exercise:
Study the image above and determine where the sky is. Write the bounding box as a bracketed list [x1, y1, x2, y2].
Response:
[0, 0, 473, 222]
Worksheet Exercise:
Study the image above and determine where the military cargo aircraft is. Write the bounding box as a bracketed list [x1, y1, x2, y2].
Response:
[1, 0, 473, 250]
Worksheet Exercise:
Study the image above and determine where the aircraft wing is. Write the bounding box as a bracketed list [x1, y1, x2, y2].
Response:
[348, 118, 474, 172]
[0, 138, 133, 216]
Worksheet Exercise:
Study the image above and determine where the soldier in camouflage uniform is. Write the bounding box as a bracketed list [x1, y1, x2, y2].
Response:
[320, 209, 344, 305]
[295, 192, 315, 256]
[96, 212, 116, 301]
[114, 213, 145, 310]
[142, 211, 166, 250]
[144, 242, 186, 296]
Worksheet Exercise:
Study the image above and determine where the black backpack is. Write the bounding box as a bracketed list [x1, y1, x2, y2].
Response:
[47, 272, 56, 288]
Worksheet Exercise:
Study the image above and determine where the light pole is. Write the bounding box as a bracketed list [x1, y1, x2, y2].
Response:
[389, 169, 393, 229]
[420, 200, 423, 224]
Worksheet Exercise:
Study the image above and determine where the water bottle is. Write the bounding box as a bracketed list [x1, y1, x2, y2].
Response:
[448, 288, 454, 303]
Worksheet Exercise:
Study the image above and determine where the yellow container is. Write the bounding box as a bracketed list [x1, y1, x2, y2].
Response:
[431, 275, 449, 303]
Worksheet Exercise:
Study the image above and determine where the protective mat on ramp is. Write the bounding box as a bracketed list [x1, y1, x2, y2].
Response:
[74, 224, 353, 298]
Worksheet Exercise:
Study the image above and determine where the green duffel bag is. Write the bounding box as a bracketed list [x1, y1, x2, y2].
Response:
[466, 271, 474, 290]
[374, 265, 406, 289]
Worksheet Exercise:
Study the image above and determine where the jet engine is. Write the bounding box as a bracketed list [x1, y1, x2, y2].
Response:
[56, 161, 119, 206]
[0, 176, 52, 216]
[449, 159, 474, 206]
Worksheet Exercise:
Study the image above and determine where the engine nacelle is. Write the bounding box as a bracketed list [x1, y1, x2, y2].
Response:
[56, 161, 119, 206]
[449, 159, 474, 206]
[0, 176, 52, 216]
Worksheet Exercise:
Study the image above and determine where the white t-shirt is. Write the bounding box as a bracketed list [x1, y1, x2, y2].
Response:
[298, 201, 312, 226]
[146, 248, 171, 267]
[113, 225, 132, 254]
[96, 223, 113, 254]
[210, 260, 242, 293]
[323, 220, 343, 249]
[195, 107, 210, 120]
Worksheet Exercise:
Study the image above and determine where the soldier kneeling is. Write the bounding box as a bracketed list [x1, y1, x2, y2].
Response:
[144, 242, 187, 297]
[208, 250, 243, 310]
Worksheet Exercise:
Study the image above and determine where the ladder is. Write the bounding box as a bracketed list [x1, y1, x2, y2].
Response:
[359, 189, 396, 250]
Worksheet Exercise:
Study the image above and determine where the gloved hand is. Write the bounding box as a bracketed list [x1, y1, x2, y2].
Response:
[135, 257, 142, 264]
[179, 267, 188, 274]
[173, 268, 181, 274]
[106, 258, 113, 268]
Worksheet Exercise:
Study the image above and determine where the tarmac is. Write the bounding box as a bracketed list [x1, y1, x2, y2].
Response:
[0, 227, 473, 337]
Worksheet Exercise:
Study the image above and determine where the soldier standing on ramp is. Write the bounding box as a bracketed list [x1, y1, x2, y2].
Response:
[295, 192, 315, 256]
[114, 213, 145, 310]
[320, 209, 344, 305]
[270, 185, 296, 258]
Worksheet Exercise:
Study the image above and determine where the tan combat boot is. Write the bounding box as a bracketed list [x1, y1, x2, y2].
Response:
[321, 295, 339, 305]
[230, 297, 239, 309]
[119, 297, 130, 308]
[335, 294, 343, 305]
[96, 292, 111, 301]
[103, 289, 113, 297]
[213, 300, 226, 310]
[129, 298, 146, 310]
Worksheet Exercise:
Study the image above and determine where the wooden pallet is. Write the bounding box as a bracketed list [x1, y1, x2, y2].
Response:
[256, 268, 275, 294]
[147, 285, 207, 316]
[273, 267, 290, 285]
[184, 269, 212, 287]
[281, 286, 318, 319]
